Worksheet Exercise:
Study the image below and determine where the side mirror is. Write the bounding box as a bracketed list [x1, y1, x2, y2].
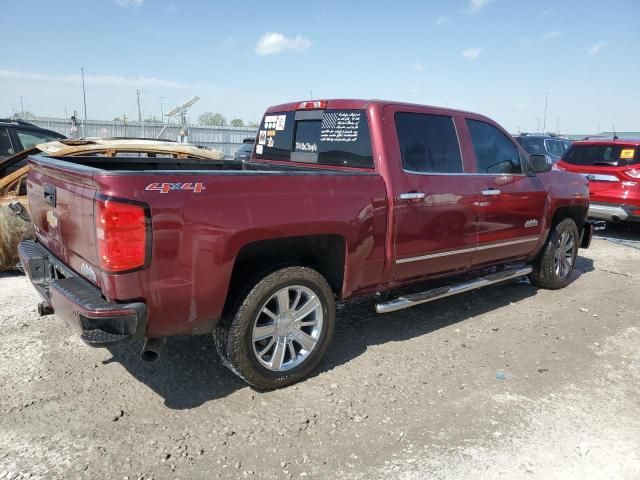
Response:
[528, 154, 551, 174]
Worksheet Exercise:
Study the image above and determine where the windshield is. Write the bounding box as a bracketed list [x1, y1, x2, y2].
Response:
[516, 137, 544, 155]
[562, 144, 640, 166]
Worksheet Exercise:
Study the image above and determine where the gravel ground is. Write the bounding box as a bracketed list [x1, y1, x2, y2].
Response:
[1, 226, 639, 480]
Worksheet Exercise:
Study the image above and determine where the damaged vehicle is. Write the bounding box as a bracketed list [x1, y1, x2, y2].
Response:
[0, 138, 224, 270]
[18, 99, 595, 390]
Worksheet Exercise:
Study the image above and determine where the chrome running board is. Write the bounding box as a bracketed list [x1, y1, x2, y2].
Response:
[375, 265, 533, 314]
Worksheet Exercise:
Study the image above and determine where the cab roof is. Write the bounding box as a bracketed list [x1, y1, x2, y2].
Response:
[264, 99, 480, 117]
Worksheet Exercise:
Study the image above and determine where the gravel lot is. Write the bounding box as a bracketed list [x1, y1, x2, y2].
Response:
[1, 225, 639, 480]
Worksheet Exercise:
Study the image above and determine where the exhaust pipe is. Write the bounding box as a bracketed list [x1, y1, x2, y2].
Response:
[37, 302, 54, 316]
[141, 338, 165, 362]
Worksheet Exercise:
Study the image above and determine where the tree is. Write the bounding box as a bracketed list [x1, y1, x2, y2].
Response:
[230, 118, 244, 127]
[198, 112, 227, 126]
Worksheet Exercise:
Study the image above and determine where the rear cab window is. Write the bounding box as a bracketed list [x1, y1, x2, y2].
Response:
[562, 144, 640, 166]
[253, 108, 373, 168]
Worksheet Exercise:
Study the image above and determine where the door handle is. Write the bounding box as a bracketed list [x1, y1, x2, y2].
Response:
[399, 192, 426, 200]
[481, 189, 501, 196]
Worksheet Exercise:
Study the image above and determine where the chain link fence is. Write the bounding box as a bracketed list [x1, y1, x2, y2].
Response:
[26, 117, 257, 158]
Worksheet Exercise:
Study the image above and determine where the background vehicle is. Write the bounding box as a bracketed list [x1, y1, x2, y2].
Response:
[515, 133, 572, 165]
[556, 137, 640, 222]
[19, 99, 592, 389]
[0, 119, 65, 168]
[233, 138, 255, 162]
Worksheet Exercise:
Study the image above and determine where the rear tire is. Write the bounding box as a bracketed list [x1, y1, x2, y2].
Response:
[530, 218, 579, 289]
[213, 266, 335, 390]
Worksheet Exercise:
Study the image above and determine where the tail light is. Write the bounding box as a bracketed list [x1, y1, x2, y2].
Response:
[623, 168, 640, 179]
[95, 198, 148, 272]
[297, 100, 327, 110]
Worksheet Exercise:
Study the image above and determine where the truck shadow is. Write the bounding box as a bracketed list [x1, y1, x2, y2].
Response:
[105, 256, 594, 410]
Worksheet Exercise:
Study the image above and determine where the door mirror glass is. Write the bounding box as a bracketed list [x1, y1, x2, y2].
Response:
[529, 154, 551, 173]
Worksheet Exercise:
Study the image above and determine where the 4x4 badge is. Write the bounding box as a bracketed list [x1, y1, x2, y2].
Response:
[525, 219, 539, 228]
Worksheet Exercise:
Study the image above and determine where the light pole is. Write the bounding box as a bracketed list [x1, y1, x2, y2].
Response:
[81, 67, 88, 137]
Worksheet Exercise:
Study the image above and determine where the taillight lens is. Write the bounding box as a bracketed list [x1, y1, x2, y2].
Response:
[624, 168, 640, 179]
[95, 198, 148, 272]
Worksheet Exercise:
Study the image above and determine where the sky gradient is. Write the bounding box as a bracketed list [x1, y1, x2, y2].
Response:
[1, 0, 638, 133]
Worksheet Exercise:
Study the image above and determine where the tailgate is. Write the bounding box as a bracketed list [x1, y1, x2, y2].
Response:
[27, 156, 100, 282]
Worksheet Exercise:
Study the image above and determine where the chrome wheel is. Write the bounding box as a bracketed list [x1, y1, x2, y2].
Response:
[252, 285, 323, 372]
[554, 230, 576, 280]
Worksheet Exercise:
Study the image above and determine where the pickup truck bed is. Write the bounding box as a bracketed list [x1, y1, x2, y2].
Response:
[20, 99, 593, 389]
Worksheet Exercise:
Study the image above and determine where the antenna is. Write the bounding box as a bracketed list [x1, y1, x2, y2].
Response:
[166, 96, 200, 142]
[612, 125, 618, 140]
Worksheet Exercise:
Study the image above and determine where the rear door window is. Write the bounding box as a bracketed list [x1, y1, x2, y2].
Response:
[466, 119, 522, 174]
[544, 139, 568, 157]
[563, 144, 640, 166]
[394, 112, 463, 173]
[254, 109, 373, 168]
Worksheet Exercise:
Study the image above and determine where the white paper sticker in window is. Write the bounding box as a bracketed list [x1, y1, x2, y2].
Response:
[264, 115, 278, 129]
[320, 112, 361, 143]
[275, 115, 286, 131]
[256, 144, 263, 155]
[258, 130, 267, 145]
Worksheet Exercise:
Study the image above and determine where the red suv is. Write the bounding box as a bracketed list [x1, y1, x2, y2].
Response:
[556, 138, 640, 222]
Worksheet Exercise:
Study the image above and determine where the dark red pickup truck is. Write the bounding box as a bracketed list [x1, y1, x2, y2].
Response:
[19, 99, 594, 389]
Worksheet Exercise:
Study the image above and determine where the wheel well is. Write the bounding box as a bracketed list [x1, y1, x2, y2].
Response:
[551, 205, 585, 228]
[227, 235, 346, 305]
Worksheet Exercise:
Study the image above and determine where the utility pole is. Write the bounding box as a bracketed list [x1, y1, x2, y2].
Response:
[309, 90, 313, 99]
[556, 118, 560, 135]
[81, 67, 88, 137]
[542, 91, 549, 133]
[136, 90, 142, 122]
[160, 96, 164, 122]
[20, 96, 24, 116]
[537, 118, 540, 133]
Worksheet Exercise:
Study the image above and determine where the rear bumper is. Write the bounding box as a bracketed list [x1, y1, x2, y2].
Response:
[589, 202, 640, 222]
[18, 240, 147, 347]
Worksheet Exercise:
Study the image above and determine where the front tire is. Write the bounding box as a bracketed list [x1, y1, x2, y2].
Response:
[214, 266, 335, 390]
[530, 218, 580, 289]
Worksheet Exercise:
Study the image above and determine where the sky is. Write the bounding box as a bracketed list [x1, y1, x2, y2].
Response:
[1, 0, 638, 134]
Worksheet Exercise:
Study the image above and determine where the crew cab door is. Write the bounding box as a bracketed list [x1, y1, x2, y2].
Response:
[385, 107, 480, 281]
[462, 117, 547, 265]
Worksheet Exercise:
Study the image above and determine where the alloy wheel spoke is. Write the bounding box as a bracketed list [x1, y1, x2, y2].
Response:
[262, 307, 278, 321]
[564, 238, 575, 252]
[293, 297, 320, 322]
[299, 318, 318, 327]
[254, 323, 276, 341]
[291, 328, 317, 351]
[291, 289, 303, 311]
[287, 341, 297, 362]
[270, 338, 286, 370]
[258, 337, 276, 357]
[276, 289, 290, 314]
